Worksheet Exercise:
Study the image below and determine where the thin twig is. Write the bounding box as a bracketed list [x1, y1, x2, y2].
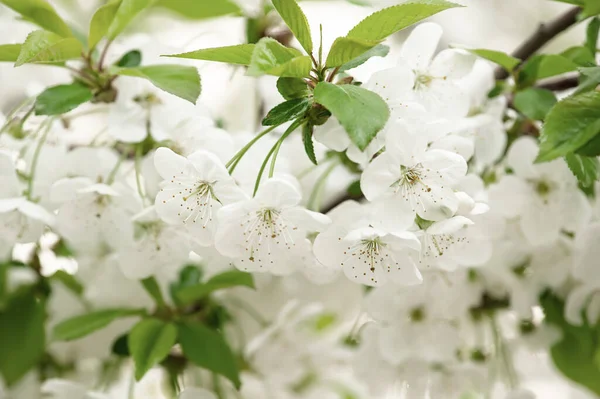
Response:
[536, 74, 579, 91]
[495, 6, 582, 80]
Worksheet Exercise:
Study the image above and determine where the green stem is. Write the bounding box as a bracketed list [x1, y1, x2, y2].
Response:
[134, 144, 147, 206]
[106, 151, 126, 185]
[226, 296, 269, 327]
[307, 160, 338, 211]
[490, 314, 518, 390]
[27, 119, 53, 201]
[268, 120, 303, 178]
[226, 125, 278, 172]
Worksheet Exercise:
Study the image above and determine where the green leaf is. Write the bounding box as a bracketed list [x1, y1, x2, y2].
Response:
[53, 308, 144, 341]
[537, 91, 600, 162]
[561, 46, 596, 66]
[178, 321, 241, 389]
[272, 0, 313, 53]
[165, 44, 256, 66]
[176, 270, 255, 305]
[276, 77, 310, 100]
[550, 0, 583, 4]
[0, 287, 45, 387]
[0, 44, 22, 62]
[112, 64, 201, 104]
[155, 0, 241, 20]
[50, 270, 84, 296]
[88, 1, 120, 50]
[15, 30, 83, 66]
[141, 276, 166, 308]
[513, 88, 557, 121]
[540, 292, 600, 396]
[107, 0, 154, 40]
[313, 82, 389, 151]
[129, 318, 177, 381]
[467, 48, 520, 72]
[565, 153, 600, 187]
[0, 0, 72, 37]
[169, 265, 202, 306]
[34, 83, 93, 116]
[262, 98, 312, 126]
[518, 54, 578, 87]
[247, 37, 311, 78]
[576, 67, 600, 94]
[586, 17, 600, 55]
[576, 132, 600, 157]
[115, 49, 142, 67]
[302, 123, 317, 165]
[346, 0, 461, 42]
[326, 36, 378, 68]
[584, 0, 600, 18]
[338, 44, 389, 72]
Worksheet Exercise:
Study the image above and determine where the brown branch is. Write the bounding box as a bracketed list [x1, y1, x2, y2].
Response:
[536, 75, 579, 91]
[495, 6, 582, 80]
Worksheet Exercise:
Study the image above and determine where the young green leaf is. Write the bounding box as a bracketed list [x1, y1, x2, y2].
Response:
[115, 49, 142, 67]
[302, 123, 318, 165]
[155, 0, 241, 20]
[565, 153, 600, 187]
[540, 292, 600, 396]
[576, 66, 600, 94]
[178, 321, 241, 389]
[262, 98, 312, 126]
[537, 91, 600, 162]
[128, 318, 177, 381]
[586, 17, 600, 55]
[169, 265, 202, 306]
[0, 44, 22, 62]
[276, 77, 310, 100]
[346, 0, 461, 42]
[35, 83, 93, 116]
[176, 270, 255, 305]
[272, 0, 313, 53]
[53, 308, 144, 341]
[247, 38, 311, 78]
[88, 1, 120, 50]
[165, 44, 256, 65]
[561, 46, 595, 66]
[0, 287, 45, 387]
[467, 48, 520, 72]
[576, 131, 600, 157]
[15, 30, 83, 66]
[107, 0, 154, 40]
[0, 0, 72, 37]
[338, 44, 389, 72]
[325, 37, 378, 68]
[513, 88, 557, 121]
[583, 0, 600, 18]
[313, 82, 389, 151]
[112, 65, 201, 104]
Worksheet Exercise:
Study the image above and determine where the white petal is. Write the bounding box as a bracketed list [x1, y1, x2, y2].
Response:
[313, 223, 351, 270]
[0, 197, 26, 213]
[386, 231, 422, 252]
[415, 80, 470, 119]
[283, 208, 331, 232]
[313, 118, 351, 152]
[360, 153, 398, 201]
[400, 22, 443, 71]
[430, 135, 474, 162]
[18, 201, 55, 226]
[565, 284, 595, 325]
[50, 177, 93, 203]
[429, 49, 475, 80]
[154, 147, 190, 180]
[179, 387, 218, 399]
[507, 137, 539, 179]
[78, 183, 120, 197]
[188, 149, 230, 182]
[421, 148, 468, 185]
[254, 178, 301, 208]
[427, 216, 473, 235]
[365, 66, 415, 106]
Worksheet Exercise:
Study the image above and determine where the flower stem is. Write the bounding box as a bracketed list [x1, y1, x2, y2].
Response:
[490, 314, 518, 390]
[268, 119, 303, 178]
[134, 144, 147, 206]
[307, 160, 338, 211]
[27, 119, 53, 201]
[226, 125, 278, 173]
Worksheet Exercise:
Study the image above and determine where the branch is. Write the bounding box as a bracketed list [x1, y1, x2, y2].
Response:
[495, 6, 582, 80]
[536, 75, 579, 91]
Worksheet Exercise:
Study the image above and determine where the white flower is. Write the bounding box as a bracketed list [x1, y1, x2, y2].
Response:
[367, 22, 474, 118]
[489, 137, 591, 246]
[154, 147, 244, 246]
[117, 207, 192, 280]
[361, 121, 468, 223]
[41, 379, 109, 399]
[215, 178, 330, 274]
[313, 201, 422, 287]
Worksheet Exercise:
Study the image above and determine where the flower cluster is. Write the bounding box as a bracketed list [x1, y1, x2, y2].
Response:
[0, 1, 599, 399]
